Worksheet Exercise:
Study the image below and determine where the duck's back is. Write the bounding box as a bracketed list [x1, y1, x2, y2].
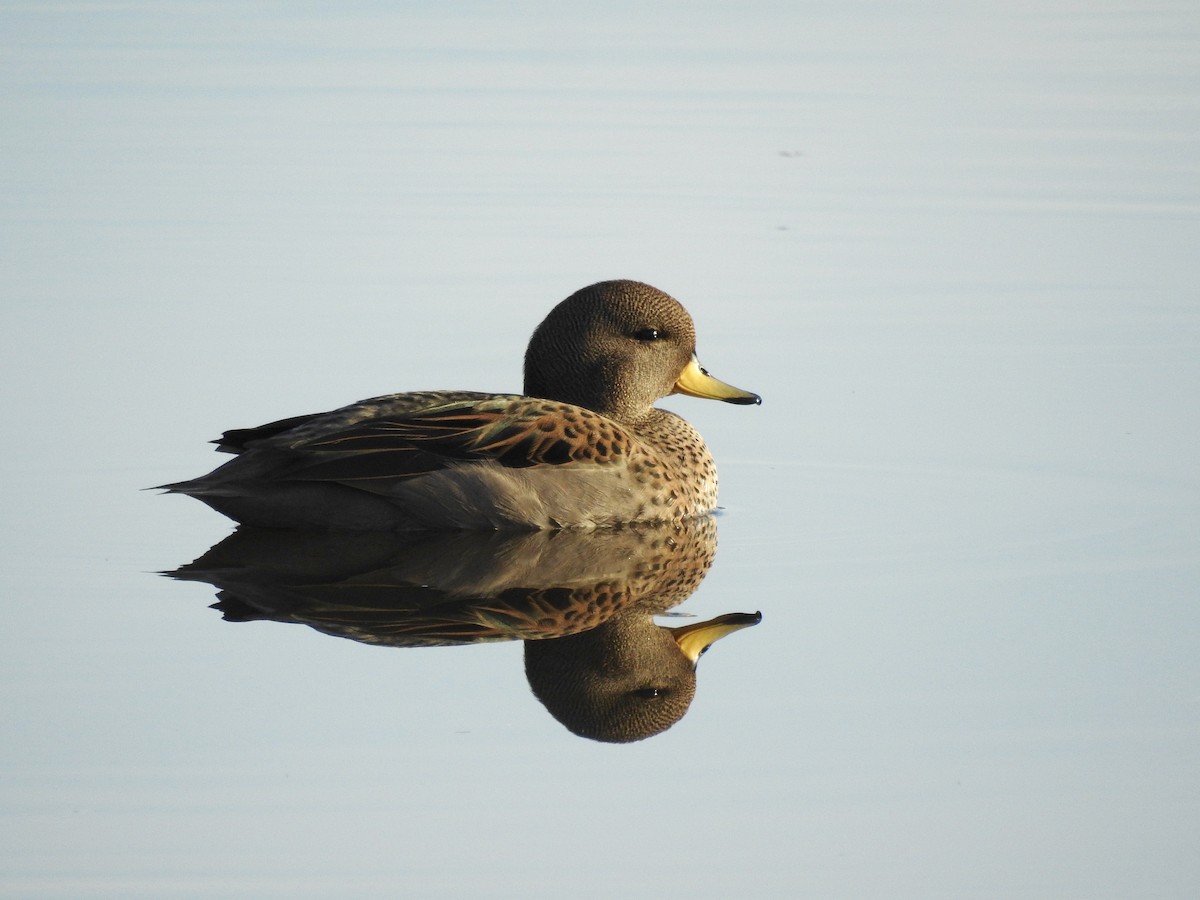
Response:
[163, 394, 720, 531]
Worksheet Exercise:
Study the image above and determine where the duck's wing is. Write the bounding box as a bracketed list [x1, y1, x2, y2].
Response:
[214, 413, 323, 453]
[272, 395, 633, 484]
[213, 390, 496, 454]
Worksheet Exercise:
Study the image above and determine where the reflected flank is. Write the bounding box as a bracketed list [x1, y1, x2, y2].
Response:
[167, 517, 761, 743]
[157, 280, 759, 530]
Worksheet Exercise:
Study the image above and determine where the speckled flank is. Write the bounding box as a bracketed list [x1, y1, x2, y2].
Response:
[625, 411, 719, 518]
[174, 518, 720, 645]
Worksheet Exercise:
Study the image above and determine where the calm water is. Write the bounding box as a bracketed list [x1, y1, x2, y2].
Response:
[3, 2, 1198, 897]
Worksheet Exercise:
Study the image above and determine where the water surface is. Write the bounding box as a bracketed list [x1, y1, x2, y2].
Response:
[2, 2, 1198, 897]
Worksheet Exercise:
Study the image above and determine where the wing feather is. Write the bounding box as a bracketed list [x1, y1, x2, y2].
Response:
[274, 399, 628, 483]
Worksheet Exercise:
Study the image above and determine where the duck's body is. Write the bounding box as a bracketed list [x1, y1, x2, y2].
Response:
[161, 280, 759, 531]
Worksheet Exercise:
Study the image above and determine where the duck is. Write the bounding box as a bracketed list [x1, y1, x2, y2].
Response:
[159, 279, 760, 530]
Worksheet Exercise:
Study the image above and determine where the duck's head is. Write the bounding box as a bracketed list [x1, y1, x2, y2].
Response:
[524, 280, 761, 422]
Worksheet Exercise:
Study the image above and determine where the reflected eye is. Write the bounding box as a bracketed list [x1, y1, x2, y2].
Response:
[630, 687, 666, 700]
[632, 328, 661, 342]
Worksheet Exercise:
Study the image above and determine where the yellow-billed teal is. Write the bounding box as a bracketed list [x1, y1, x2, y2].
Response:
[160, 279, 760, 530]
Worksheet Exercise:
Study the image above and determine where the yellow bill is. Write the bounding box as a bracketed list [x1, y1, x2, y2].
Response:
[673, 356, 761, 405]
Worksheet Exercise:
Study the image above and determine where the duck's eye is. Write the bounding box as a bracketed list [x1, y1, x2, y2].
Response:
[633, 328, 661, 342]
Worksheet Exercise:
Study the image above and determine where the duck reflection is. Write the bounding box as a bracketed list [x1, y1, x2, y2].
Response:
[168, 516, 760, 743]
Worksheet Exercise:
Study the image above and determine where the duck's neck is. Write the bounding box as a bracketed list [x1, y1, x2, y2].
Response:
[525, 356, 663, 424]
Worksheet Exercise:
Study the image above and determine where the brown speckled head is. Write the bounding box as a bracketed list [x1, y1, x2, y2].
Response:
[524, 280, 699, 422]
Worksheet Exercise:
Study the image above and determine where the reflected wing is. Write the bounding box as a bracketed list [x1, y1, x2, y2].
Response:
[215, 584, 622, 646]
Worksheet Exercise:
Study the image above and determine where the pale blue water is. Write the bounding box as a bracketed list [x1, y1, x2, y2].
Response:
[2, 2, 1198, 897]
